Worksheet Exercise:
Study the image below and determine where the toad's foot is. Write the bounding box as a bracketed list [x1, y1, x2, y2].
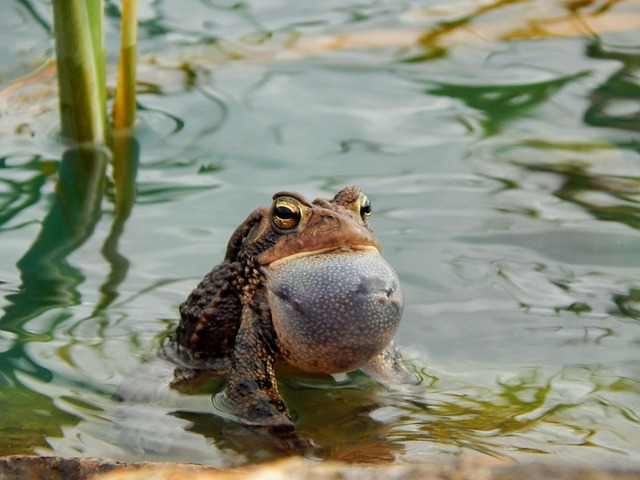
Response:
[363, 342, 421, 394]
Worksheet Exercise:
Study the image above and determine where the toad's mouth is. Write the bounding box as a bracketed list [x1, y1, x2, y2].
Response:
[263, 248, 403, 374]
[265, 244, 380, 268]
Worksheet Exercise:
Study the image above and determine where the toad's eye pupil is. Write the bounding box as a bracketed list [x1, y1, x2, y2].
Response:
[274, 205, 297, 219]
[272, 200, 302, 230]
[359, 196, 371, 220]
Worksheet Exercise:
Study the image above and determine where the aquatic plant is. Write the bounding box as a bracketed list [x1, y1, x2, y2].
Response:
[52, 0, 137, 145]
[52, 0, 106, 145]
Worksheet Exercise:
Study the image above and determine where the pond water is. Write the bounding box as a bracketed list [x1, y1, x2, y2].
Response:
[1, 0, 640, 469]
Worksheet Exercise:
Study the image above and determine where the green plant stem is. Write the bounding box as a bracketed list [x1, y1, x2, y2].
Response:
[52, 0, 106, 145]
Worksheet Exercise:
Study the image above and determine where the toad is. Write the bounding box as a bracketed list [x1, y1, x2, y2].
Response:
[167, 186, 417, 445]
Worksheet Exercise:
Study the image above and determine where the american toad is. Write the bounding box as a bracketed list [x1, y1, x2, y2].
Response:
[167, 186, 416, 446]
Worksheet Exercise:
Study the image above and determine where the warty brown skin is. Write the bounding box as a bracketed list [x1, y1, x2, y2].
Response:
[169, 186, 416, 447]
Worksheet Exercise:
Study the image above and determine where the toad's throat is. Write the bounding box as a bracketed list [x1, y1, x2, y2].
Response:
[263, 248, 403, 374]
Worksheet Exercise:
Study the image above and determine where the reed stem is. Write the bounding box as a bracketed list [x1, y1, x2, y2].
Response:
[113, 0, 138, 131]
[52, 0, 106, 146]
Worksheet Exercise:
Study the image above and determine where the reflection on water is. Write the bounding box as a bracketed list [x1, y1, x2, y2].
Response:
[0, 147, 107, 454]
[585, 41, 640, 133]
[1, 0, 640, 468]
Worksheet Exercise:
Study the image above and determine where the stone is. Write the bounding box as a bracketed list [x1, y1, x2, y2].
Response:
[1, 455, 639, 480]
[0, 456, 217, 480]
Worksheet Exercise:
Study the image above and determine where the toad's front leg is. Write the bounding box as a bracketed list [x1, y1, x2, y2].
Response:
[226, 294, 301, 448]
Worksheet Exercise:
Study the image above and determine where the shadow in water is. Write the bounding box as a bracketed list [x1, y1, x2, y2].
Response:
[585, 40, 640, 133]
[97, 133, 139, 313]
[112, 358, 412, 464]
[0, 147, 106, 454]
[425, 73, 587, 136]
[3, 147, 107, 334]
[524, 161, 640, 230]
[0, 137, 138, 454]
[108, 354, 640, 465]
[175, 382, 408, 464]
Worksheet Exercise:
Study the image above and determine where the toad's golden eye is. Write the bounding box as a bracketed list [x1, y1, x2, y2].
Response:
[271, 198, 302, 230]
[358, 194, 371, 221]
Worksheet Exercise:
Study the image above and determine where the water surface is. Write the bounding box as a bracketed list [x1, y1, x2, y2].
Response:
[1, 0, 639, 468]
